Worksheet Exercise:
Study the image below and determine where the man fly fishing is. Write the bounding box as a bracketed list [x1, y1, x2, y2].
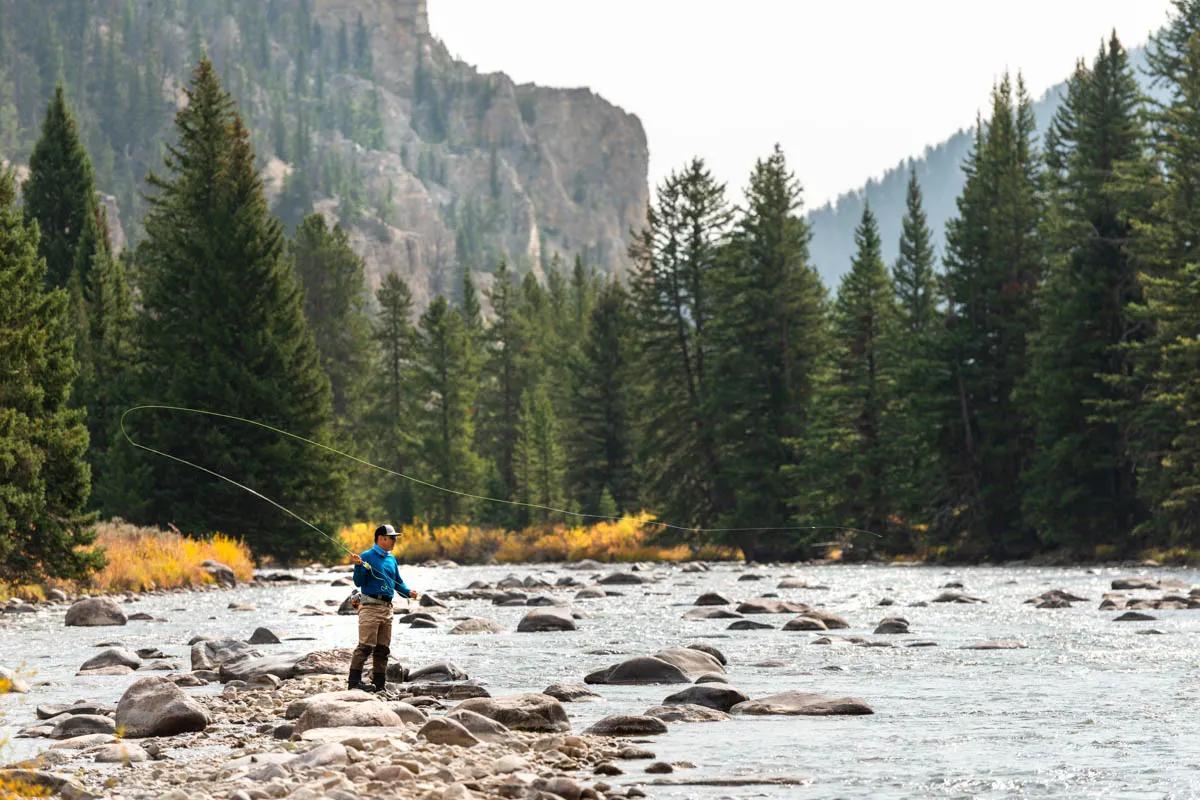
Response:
[347, 524, 419, 693]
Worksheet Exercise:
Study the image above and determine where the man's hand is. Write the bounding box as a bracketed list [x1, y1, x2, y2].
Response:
[409, 590, 421, 601]
[350, 553, 363, 565]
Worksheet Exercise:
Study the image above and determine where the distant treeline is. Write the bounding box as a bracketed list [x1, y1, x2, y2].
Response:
[7, 6, 1200, 581]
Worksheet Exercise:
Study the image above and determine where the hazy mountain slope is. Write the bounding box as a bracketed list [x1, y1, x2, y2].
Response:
[806, 47, 1153, 288]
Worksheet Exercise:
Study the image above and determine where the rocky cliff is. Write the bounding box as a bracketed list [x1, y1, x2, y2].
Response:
[0, 0, 649, 309]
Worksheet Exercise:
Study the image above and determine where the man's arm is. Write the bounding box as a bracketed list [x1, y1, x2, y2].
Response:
[351, 551, 369, 588]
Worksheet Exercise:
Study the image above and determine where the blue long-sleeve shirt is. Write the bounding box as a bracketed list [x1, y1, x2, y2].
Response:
[352, 544, 411, 601]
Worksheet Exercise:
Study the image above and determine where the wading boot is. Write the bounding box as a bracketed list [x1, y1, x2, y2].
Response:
[372, 672, 387, 693]
[348, 669, 378, 693]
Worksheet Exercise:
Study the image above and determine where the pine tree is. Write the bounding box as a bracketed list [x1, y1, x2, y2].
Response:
[629, 158, 731, 534]
[135, 59, 346, 561]
[0, 169, 100, 583]
[368, 272, 417, 521]
[476, 259, 526, 526]
[794, 205, 899, 554]
[1122, 10, 1200, 547]
[889, 170, 944, 541]
[290, 213, 373, 434]
[937, 74, 1043, 558]
[708, 146, 828, 560]
[1022, 35, 1148, 553]
[565, 280, 637, 515]
[515, 382, 565, 523]
[23, 84, 96, 290]
[411, 297, 482, 525]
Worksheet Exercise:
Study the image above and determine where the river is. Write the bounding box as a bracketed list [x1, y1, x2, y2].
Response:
[2, 562, 1199, 799]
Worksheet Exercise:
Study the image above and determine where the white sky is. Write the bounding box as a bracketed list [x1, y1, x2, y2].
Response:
[428, 0, 1175, 207]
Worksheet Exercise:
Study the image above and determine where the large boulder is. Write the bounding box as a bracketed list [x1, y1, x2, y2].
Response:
[782, 616, 827, 631]
[651, 647, 725, 678]
[584, 714, 668, 736]
[79, 647, 140, 672]
[115, 676, 209, 737]
[585, 656, 690, 685]
[731, 691, 874, 716]
[686, 643, 727, 665]
[453, 693, 570, 732]
[294, 699, 405, 733]
[64, 597, 127, 627]
[218, 653, 304, 683]
[873, 617, 910, 635]
[517, 608, 577, 632]
[417, 717, 479, 747]
[662, 684, 748, 712]
[449, 618, 505, 635]
[445, 709, 512, 742]
[190, 639, 260, 671]
[800, 609, 850, 629]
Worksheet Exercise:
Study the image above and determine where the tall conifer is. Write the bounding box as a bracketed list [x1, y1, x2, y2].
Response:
[135, 59, 345, 560]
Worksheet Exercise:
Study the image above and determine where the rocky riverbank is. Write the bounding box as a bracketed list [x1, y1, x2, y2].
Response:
[4, 560, 1200, 799]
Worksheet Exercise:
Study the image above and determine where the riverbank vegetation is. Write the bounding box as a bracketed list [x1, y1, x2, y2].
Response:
[8, 6, 1200, 582]
[338, 516, 739, 565]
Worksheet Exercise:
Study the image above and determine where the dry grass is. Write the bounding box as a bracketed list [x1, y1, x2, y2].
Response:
[83, 521, 255, 593]
[338, 514, 740, 564]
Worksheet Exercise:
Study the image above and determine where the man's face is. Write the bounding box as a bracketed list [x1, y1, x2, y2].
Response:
[376, 535, 397, 552]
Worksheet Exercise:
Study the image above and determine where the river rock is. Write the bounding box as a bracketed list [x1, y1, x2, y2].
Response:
[48, 733, 116, 749]
[248, 627, 281, 644]
[37, 702, 111, 719]
[683, 607, 744, 620]
[597, 572, 646, 585]
[294, 699, 404, 733]
[662, 684, 748, 712]
[644, 703, 730, 723]
[218, 653, 303, 683]
[873, 617, 910, 634]
[653, 647, 725, 677]
[408, 661, 469, 682]
[453, 693, 570, 732]
[1114, 611, 1157, 621]
[190, 638, 260, 671]
[732, 691, 874, 716]
[585, 714, 668, 736]
[1026, 589, 1087, 605]
[543, 683, 602, 702]
[585, 656, 689, 685]
[686, 643, 727, 665]
[573, 587, 607, 600]
[50, 714, 117, 739]
[418, 717, 480, 747]
[79, 647, 140, 672]
[736, 599, 810, 614]
[76, 665, 134, 676]
[728, 619, 773, 630]
[777, 577, 809, 589]
[294, 741, 348, 768]
[445, 708, 512, 742]
[64, 597, 127, 627]
[115, 676, 209, 737]
[782, 615, 827, 631]
[201, 560, 237, 588]
[517, 607, 577, 632]
[694, 592, 732, 606]
[450, 618, 505, 634]
[1111, 577, 1160, 590]
[93, 742, 150, 763]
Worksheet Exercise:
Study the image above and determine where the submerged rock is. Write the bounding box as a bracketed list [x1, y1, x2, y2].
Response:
[731, 690, 874, 716]
[585, 714, 669, 736]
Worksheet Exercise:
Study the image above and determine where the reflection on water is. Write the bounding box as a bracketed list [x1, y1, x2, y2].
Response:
[2, 562, 1199, 798]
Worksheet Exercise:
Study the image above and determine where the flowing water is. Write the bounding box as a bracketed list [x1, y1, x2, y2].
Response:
[2, 562, 1199, 799]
